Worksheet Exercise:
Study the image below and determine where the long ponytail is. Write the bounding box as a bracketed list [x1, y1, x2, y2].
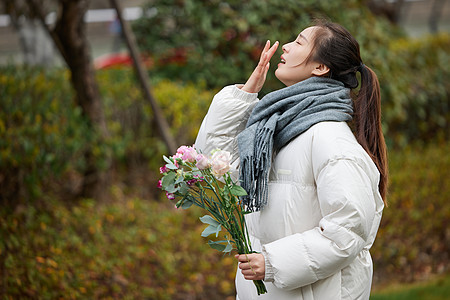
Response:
[354, 65, 388, 203]
[308, 20, 389, 204]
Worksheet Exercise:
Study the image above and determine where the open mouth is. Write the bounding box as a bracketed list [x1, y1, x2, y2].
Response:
[280, 57, 286, 64]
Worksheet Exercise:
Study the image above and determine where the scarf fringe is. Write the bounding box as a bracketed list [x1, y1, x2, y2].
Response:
[241, 126, 273, 211]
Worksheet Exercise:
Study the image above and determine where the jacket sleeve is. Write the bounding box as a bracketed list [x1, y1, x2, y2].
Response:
[195, 84, 258, 181]
[262, 157, 379, 290]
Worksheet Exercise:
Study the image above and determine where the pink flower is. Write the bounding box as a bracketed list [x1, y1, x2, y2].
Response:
[159, 165, 169, 174]
[194, 175, 204, 181]
[210, 150, 231, 177]
[195, 154, 211, 170]
[157, 180, 162, 188]
[166, 192, 175, 200]
[176, 145, 189, 155]
[175, 145, 198, 163]
[182, 147, 198, 163]
[187, 179, 197, 186]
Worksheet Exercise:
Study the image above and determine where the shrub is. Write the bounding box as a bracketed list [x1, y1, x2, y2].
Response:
[0, 194, 238, 299]
[0, 66, 92, 203]
[0, 66, 215, 202]
[371, 142, 450, 285]
[379, 33, 450, 146]
[96, 68, 215, 172]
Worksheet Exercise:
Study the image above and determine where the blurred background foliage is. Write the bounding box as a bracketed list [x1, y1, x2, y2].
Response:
[133, 0, 405, 92]
[0, 0, 449, 298]
[132, 0, 449, 147]
[0, 66, 216, 203]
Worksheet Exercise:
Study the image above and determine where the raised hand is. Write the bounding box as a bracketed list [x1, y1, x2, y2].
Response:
[241, 40, 279, 94]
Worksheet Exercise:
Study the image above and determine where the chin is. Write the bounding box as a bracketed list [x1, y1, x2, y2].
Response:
[274, 70, 287, 86]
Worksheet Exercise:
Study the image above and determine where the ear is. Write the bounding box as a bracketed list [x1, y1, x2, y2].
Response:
[311, 63, 330, 77]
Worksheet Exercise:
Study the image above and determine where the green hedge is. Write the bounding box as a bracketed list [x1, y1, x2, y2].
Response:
[0, 66, 215, 202]
[371, 141, 450, 285]
[97, 68, 214, 169]
[0, 67, 92, 202]
[379, 33, 450, 146]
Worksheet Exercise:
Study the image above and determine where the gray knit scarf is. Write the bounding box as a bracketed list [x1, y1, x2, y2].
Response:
[237, 76, 353, 212]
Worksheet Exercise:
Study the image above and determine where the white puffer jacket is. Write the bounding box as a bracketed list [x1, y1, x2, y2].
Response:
[195, 85, 384, 300]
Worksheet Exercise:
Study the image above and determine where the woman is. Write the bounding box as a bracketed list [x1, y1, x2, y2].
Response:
[195, 20, 388, 300]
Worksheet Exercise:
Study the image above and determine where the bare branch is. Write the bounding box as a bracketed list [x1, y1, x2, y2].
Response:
[110, 0, 177, 154]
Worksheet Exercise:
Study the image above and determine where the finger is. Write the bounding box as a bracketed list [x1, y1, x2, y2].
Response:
[240, 263, 263, 273]
[241, 269, 258, 276]
[266, 41, 279, 60]
[259, 40, 271, 63]
[263, 40, 270, 53]
[244, 274, 263, 281]
[260, 42, 278, 67]
[238, 262, 252, 270]
[258, 52, 269, 67]
[237, 254, 255, 262]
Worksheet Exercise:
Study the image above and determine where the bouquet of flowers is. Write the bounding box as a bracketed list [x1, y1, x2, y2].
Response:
[158, 145, 267, 295]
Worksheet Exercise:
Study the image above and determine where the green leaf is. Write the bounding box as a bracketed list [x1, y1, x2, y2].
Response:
[201, 224, 221, 237]
[163, 155, 173, 164]
[201, 225, 216, 237]
[166, 163, 178, 170]
[165, 183, 178, 193]
[163, 155, 178, 169]
[180, 197, 193, 209]
[161, 172, 176, 189]
[199, 215, 220, 226]
[223, 242, 233, 253]
[178, 182, 189, 195]
[175, 175, 185, 185]
[207, 240, 233, 253]
[216, 224, 221, 237]
[207, 240, 226, 251]
[230, 185, 247, 197]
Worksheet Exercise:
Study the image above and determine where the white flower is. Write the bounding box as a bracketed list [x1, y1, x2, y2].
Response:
[210, 150, 231, 177]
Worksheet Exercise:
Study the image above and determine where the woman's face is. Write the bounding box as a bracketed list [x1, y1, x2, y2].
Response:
[275, 26, 320, 86]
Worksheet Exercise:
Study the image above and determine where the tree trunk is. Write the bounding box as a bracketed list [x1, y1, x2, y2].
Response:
[110, 0, 177, 154]
[29, 0, 110, 199]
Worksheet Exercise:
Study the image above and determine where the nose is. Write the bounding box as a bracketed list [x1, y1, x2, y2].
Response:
[282, 42, 289, 52]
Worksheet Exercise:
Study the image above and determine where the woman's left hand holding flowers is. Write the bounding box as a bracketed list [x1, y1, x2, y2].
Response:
[236, 253, 266, 281]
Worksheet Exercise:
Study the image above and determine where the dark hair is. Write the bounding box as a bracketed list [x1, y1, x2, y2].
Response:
[307, 20, 388, 203]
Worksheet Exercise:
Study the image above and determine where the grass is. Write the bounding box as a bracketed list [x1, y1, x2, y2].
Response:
[370, 275, 450, 300]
